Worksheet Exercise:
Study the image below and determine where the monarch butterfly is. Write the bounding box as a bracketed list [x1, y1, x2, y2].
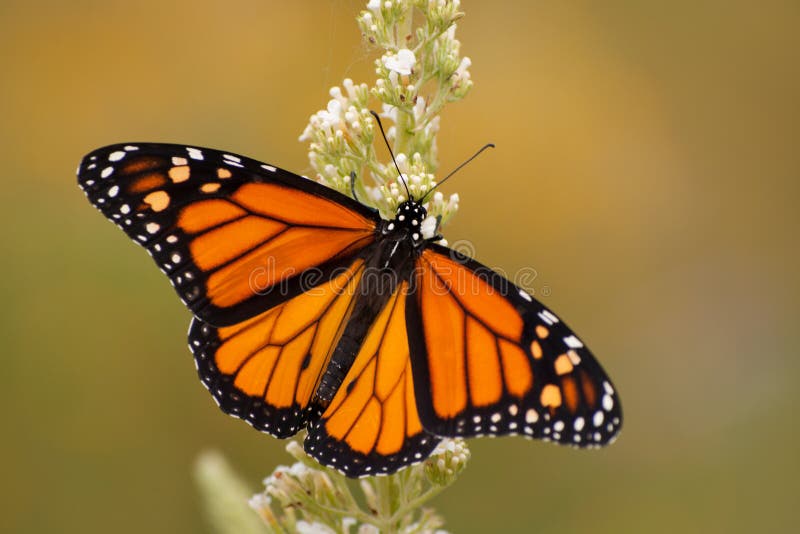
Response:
[78, 138, 622, 478]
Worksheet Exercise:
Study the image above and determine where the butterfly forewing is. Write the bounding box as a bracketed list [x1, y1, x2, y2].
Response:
[77, 143, 378, 326]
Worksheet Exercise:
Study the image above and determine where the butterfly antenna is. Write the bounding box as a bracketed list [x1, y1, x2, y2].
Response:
[369, 110, 411, 199]
[422, 143, 495, 202]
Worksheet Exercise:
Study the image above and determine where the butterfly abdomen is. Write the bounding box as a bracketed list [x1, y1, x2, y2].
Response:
[314, 239, 416, 404]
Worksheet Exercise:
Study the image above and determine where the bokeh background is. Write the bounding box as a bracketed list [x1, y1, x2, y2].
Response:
[2, 1, 798, 532]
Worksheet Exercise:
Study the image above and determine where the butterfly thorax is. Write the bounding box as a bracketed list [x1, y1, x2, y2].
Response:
[380, 200, 428, 248]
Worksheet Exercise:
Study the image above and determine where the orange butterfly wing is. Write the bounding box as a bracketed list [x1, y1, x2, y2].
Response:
[305, 282, 439, 477]
[189, 257, 367, 436]
[407, 245, 622, 447]
[77, 143, 378, 326]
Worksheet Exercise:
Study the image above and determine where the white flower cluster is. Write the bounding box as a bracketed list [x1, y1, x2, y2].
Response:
[425, 438, 470, 485]
[299, 79, 373, 197]
[301, 0, 471, 226]
[247, 439, 454, 533]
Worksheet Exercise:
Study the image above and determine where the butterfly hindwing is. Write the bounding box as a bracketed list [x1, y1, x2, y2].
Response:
[407, 245, 622, 447]
[77, 143, 378, 326]
[189, 255, 368, 437]
[305, 281, 440, 477]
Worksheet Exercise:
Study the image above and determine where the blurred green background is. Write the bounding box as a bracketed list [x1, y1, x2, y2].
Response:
[2, 1, 798, 532]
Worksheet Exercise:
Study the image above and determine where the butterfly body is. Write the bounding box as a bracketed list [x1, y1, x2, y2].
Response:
[78, 142, 622, 477]
[314, 200, 432, 404]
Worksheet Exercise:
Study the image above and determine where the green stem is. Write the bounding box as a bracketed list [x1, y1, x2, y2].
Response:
[388, 484, 447, 525]
[374, 476, 398, 532]
[393, 108, 415, 161]
[391, 6, 417, 162]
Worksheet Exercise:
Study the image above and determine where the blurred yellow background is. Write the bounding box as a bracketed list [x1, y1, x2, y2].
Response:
[2, 1, 798, 532]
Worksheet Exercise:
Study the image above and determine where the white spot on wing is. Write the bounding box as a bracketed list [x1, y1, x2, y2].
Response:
[108, 151, 126, 162]
[261, 164, 276, 172]
[172, 156, 188, 166]
[101, 167, 113, 178]
[519, 289, 532, 302]
[593, 411, 604, 427]
[564, 335, 583, 349]
[186, 147, 204, 160]
[540, 310, 559, 324]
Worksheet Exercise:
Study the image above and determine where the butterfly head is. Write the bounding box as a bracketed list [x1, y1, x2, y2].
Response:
[382, 200, 428, 245]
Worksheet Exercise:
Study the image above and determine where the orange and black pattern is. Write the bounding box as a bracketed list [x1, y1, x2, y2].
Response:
[189, 258, 366, 437]
[78, 142, 622, 478]
[77, 143, 376, 326]
[407, 245, 622, 446]
[306, 282, 439, 477]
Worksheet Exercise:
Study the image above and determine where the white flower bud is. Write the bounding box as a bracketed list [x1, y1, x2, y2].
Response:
[413, 96, 426, 122]
[394, 152, 408, 170]
[455, 56, 471, 77]
[247, 493, 271, 511]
